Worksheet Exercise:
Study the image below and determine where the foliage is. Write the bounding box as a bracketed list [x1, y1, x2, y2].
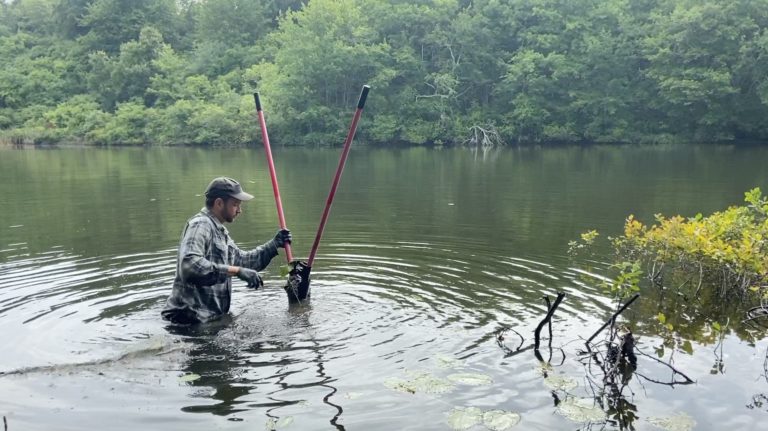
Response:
[615, 188, 768, 294]
[571, 188, 768, 347]
[2, 0, 768, 146]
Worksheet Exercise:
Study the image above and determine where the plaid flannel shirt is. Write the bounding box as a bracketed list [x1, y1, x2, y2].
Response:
[162, 207, 278, 323]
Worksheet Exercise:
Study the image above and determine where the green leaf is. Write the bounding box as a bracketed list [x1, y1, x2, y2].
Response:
[647, 413, 696, 431]
[680, 340, 693, 355]
[657, 313, 666, 324]
[447, 373, 493, 386]
[447, 407, 483, 430]
[178, 373, 201, 382]
[483, 410, 521, 430]
[279, 265, 291, 277]
[556, 398, 606, 423]
[712, 321, 721, 332]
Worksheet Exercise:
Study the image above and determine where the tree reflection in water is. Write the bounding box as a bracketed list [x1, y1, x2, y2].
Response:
[164, 305, 345, 429]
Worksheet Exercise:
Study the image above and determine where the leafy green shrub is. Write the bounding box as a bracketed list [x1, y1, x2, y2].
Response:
[89, 101, 149, 145]
[614, 188, 768, 295]
[42, 95, 108, 142]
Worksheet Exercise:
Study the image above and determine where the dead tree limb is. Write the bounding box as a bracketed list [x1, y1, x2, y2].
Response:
[586, 294, 640, 347]
[463, 124, 504, 147]
[634, 348, 695, 385]
[496, 326, 525, 353]
[544, 296, 553, 348]
[535, 292, 566, 351]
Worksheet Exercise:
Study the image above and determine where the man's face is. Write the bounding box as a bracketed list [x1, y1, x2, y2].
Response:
[223, 198, 242, 223]
[215, 197, 242, 223]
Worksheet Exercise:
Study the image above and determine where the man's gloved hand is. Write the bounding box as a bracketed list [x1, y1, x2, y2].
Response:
[272, 228, 292, 248]
[236, 267, 263, 289]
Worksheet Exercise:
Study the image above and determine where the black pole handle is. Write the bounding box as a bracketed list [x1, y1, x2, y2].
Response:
[357, 85, 370, 109]
[253, 92, 263, 111]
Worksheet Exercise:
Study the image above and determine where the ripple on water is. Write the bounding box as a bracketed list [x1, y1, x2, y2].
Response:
[3, 237, 754, 430]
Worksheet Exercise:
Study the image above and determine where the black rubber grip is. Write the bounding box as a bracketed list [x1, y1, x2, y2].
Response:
[253, 93, 262, 111]
[357, 85, 370, 109]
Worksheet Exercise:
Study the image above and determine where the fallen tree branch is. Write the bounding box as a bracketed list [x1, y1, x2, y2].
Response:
[586, 294, 640, 347]
[535, 292, 566, 351]
[463, 124, 504, 146]
[496, 326, 525, 353]
[634, 348, 695, 385]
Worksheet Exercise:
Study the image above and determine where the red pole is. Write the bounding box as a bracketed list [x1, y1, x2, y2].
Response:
[307, 85, 370, 267]
[254, 93, 293, 263]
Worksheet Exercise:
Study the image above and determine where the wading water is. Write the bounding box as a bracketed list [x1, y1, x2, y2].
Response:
[1, 145, 768, 430]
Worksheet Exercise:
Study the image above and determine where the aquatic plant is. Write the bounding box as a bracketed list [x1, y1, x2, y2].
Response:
[556, 397, 606, 423]
[446, 373, 493, 386]
[614, 187, 768, 298]
[646, 412, 696, 431]
[383, 370, 455, 395]
[446, 407, 521, 431]
[178, 373, 201, 383]
[571, 188, 768, 338]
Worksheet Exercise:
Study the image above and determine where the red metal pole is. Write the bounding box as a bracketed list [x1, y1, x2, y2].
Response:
[254, 93, 293, 263]
[307, 85, 370, 267]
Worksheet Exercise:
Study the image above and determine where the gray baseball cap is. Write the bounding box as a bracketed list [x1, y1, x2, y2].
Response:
[204, 177, 254, 201]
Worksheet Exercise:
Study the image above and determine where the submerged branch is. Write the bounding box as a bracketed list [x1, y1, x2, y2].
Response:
[496, 326, 525, 354]
[586, 294, 640, 347]
[535, 292, 566, 351]
[634, 348, 695, 385]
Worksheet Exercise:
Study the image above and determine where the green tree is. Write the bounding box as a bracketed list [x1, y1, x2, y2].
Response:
[79, 0, 179, 52]
[643, 0, 768, 141]
[87, 26, 171, 110]
[255, 0, 394, 145]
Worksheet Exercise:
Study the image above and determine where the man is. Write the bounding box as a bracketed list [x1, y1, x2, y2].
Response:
[162, 177, 291, 324]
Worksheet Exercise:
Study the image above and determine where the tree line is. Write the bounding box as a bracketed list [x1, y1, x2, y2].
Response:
[1, 0, 767, 146]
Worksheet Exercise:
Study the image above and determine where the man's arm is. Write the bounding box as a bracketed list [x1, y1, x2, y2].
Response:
[178, 219, 231, 285]
[230, 239, 279, 272]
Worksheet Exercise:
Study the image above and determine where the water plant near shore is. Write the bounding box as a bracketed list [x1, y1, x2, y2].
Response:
[573, 188, 768, 303]
[616, 187, 768, 298]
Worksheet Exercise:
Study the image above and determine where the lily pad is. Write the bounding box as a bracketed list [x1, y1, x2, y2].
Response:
[543, 374, 578, 391]
[447, 407, 483, 430]
[435, 354, 465, 369]
[344, 392, 363, 400]
[483, 410, 521, 430]
[178, 373, 201, 383]
[265, 416, 294, 430]
[384, 371, 455, 395]
[447, 373, 493, 386]
[536, 362, 553, 375]
[647, 413, 696, 431]
[556, 397, 605, 423]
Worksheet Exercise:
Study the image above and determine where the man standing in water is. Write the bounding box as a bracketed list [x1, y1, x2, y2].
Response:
[162, 177, 291, 324]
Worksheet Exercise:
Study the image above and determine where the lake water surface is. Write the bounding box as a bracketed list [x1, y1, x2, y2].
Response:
[1, 145, 768, 430]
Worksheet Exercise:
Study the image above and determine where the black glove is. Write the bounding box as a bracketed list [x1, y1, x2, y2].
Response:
[236, 267, 263, 289]
[272, 228, 292, 248]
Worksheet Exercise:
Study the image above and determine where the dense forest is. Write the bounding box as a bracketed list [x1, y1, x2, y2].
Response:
[1, 0, 768, 146]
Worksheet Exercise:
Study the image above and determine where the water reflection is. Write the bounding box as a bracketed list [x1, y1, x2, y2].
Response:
[166, 304, 346, 429]
[3, 146, 768, 430]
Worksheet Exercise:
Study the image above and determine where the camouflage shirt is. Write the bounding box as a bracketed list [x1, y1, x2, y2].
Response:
[162, 207, 278, 323]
